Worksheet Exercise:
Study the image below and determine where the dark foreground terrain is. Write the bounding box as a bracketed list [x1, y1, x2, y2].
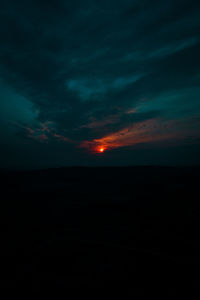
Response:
[0, 166, 200, 293]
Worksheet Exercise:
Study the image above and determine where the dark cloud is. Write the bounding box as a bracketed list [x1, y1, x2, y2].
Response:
[0, 0, 200, 168]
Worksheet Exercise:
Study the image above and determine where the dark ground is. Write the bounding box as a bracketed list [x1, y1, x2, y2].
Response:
[0, 166, 200, 293]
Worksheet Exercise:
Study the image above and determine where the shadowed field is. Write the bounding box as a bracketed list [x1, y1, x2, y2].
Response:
[0, 166, 200, 293]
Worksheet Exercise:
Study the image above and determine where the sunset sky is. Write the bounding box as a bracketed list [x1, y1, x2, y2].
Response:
[0, 0, 200, 168]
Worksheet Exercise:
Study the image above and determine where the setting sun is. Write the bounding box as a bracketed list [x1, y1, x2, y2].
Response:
[98, 147, 105, 153]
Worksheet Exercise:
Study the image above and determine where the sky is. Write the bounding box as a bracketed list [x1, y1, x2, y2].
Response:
[0, 0, 200, 169]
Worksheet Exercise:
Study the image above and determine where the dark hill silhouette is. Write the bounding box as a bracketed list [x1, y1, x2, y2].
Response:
[0, 166, 200, 293]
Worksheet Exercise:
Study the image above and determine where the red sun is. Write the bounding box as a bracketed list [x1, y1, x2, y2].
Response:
[98, 147, 105, 153]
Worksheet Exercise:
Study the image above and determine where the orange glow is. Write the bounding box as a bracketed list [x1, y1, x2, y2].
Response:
[80, 118, 178, 153]
[99, 147, 105, 153]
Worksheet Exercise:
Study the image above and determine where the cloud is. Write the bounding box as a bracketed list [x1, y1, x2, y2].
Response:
[80, 118, 173, 152]
[80, 116, 200, 153]
[53, 133, 71, 142]
[0, 0, 200, 167]
[81, 115, 120, 129]
[66, 74, 144, 101]
[22, 122, 71, 144]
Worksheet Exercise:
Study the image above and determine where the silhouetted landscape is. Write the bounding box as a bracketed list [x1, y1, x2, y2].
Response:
[0, 166, 200, 293]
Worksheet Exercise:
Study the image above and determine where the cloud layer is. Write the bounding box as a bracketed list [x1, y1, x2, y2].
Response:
[0, 0, 200, 167]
